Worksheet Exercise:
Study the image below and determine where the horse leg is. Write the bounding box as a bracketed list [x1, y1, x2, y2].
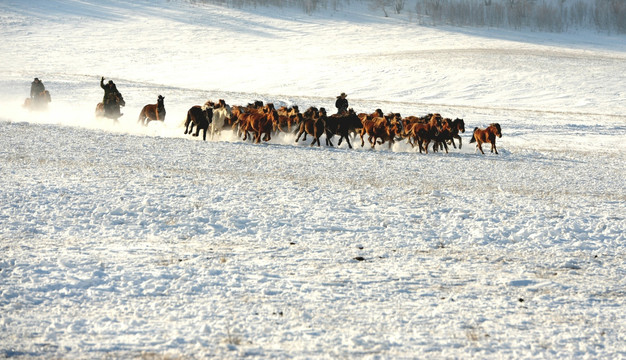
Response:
[202, 127, 207, 141]
[343, 131, 353, 149]
[492, 141, 498, 154]
[360, 129, 366, 147]
[295, 128, 304, 143]
[477, 142, 485, 154]
[326, 131, 334, 147]
[184, 116, 191, 134]
[416, 138, 423, 153]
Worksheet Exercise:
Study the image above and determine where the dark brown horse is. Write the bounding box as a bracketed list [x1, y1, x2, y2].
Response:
[324, 108, 362, 149]
[184, 105, 213, 141]
[433, 118, 467, 153]
[138, 95, 166, 126]
[95, 92, 125, 121]
[470, 123, 502, 154]
[447, 118, 465, 149]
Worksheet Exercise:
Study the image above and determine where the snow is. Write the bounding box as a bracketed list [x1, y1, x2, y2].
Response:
[1, 0, 625, 358]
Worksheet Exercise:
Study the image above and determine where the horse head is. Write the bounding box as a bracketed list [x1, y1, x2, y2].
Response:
[454, 118, 465, 133]
[491, 123, 502, 138]
[42, 90, 51, 103]
[115, 92, 125, 107]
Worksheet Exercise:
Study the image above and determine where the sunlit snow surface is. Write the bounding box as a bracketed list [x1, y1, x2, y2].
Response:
[0, 0, 625, 358]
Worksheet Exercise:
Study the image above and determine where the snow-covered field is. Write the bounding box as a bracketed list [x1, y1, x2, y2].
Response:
[1, 0, 625, 358]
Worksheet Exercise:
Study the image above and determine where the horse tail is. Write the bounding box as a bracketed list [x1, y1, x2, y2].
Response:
[182, 110, 191, 128]
[469, 127, 478, 143]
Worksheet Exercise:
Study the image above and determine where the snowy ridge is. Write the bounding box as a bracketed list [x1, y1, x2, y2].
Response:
[1, 0, 625, 358]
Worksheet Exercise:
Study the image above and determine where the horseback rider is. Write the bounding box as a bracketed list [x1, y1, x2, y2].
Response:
[100, 77, 124, 117]
[30, 78, 45, 100]
[335, 92, 348, 114]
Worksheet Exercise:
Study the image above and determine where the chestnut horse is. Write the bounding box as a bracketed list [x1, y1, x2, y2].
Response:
[23, 90, 51, 111]
[276, 105, 300, 133]
[403, 113, 442, 153]
[470, 123, 502, 154]
[239, 104, 279, 143]
[137, 95, 166, 126]
[295, 106, 326, 147]
[359, 113, 402, 149]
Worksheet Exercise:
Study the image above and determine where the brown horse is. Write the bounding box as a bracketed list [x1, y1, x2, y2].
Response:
[239, 104, 279, 143]
[137, 95, 166, 126]
[470, 123, 502, 154]
[295, 107, 326, 147]
[23, 90, 51, 111]
[359, 113, 402, 149]
[276, 105, 300, 133]
[403, 114, 441, 153]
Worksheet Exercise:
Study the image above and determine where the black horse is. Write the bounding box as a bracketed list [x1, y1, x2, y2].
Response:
[96, 92, 126, 122]
[184, 105, 213, 141]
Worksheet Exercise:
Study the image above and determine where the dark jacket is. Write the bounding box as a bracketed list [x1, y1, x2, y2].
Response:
[101, 78, 121, 104]
[335, 97, 348, 113]
[30, 79, 45, 98]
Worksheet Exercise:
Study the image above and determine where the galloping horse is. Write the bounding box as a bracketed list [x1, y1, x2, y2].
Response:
[403, 113, 441, 153]
[239, 104, 279, 143]
[137, 95, 166, 126]
[96, 92, 126, 122]
[359, 113, 402, 149]
[295, 107, 326, 147]
[447, 118, 465, 149]
[184, 105, 213, 141]
[23, 90, 51, 111]
[470, 123, 502, 154]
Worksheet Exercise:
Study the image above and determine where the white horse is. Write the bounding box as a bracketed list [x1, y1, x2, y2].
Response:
[209, 100, 232, 140]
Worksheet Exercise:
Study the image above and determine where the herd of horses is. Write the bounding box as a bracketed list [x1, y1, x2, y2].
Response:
[176, 98, 503, 154]
[24, 91, 503, 154]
